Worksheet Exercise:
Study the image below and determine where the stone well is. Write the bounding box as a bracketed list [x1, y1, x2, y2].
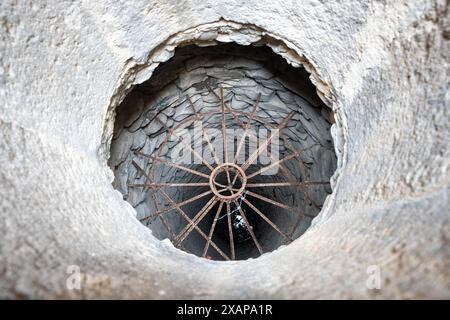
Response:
[0, 0, 449, 298]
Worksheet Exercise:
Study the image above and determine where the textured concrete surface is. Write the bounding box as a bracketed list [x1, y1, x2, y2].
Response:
[0, 0, 449, 298]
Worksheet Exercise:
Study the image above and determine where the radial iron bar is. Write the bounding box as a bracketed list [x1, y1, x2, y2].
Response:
[131, 86, 328, 261]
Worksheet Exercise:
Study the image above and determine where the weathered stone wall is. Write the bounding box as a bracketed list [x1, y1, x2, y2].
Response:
[109, 44, 336, 259]
[0, 0, 449, 298]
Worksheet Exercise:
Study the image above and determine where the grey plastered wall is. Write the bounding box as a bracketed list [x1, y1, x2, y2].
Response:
[0, 0, 449, 298]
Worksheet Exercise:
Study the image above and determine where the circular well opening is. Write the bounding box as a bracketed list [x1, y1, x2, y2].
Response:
[109, 43, 337, 261]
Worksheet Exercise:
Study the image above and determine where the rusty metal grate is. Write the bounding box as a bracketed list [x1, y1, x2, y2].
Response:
[130, 86, 330, 260]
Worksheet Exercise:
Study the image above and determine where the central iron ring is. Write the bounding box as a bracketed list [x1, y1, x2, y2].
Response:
[209, 163, 247, 201]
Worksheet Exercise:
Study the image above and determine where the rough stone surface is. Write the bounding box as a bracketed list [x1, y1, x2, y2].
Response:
[0, 0, 449, 298]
